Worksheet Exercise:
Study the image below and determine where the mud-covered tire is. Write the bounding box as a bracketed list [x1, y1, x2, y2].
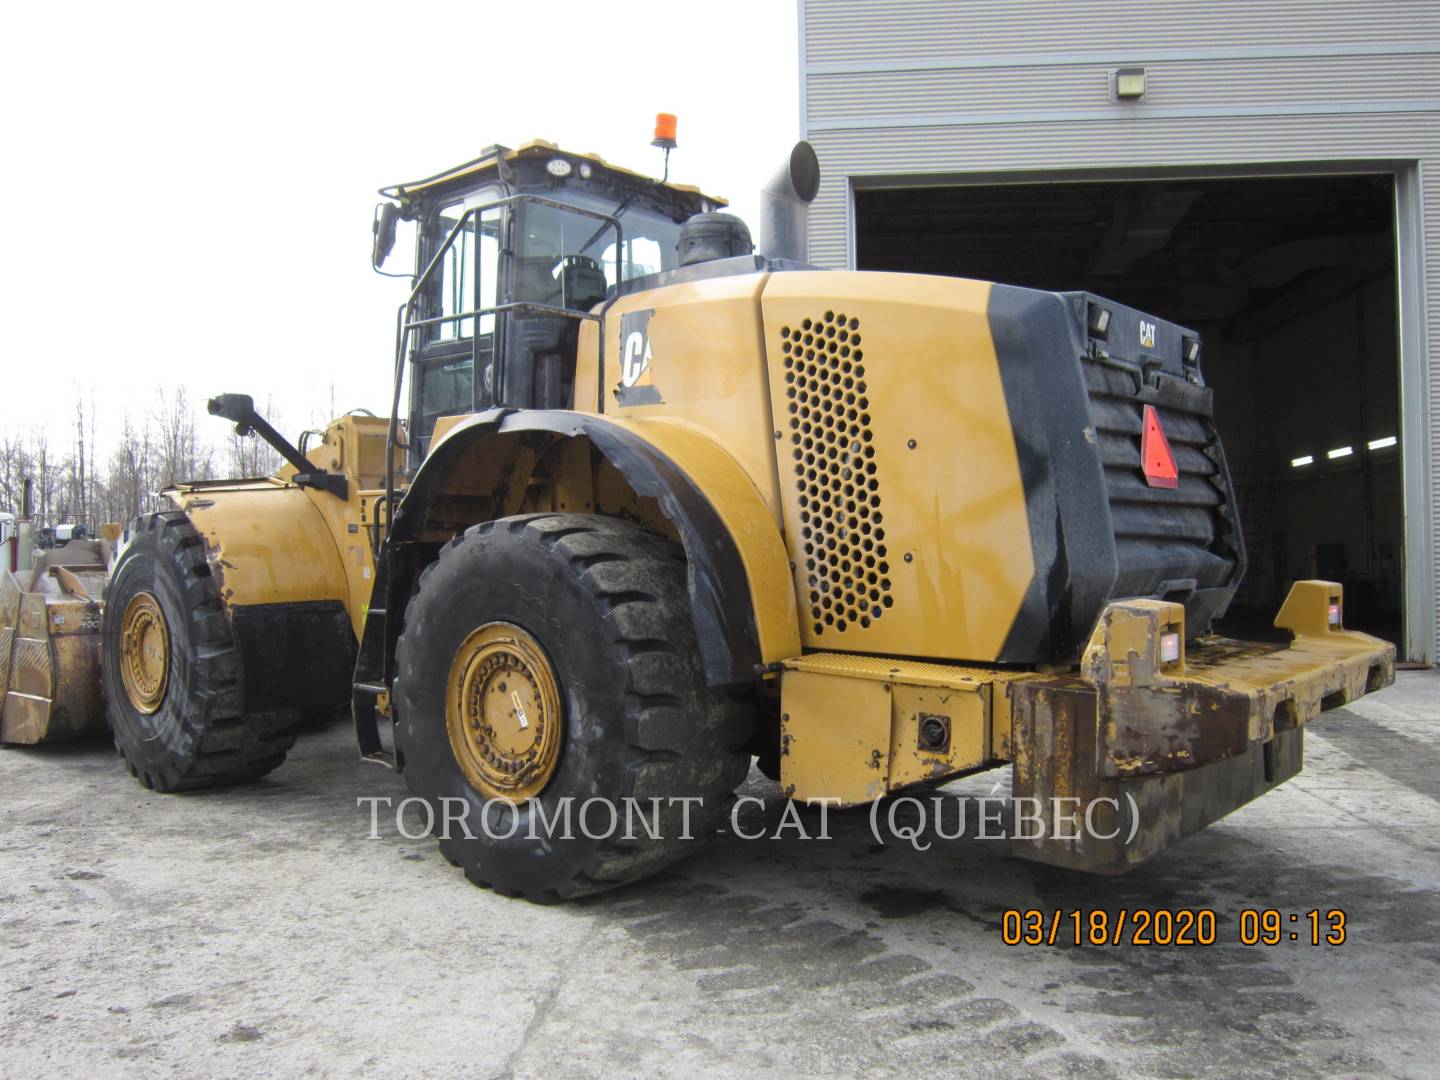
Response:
[102, 511, 301, 791]
[394, 513, 753, 902]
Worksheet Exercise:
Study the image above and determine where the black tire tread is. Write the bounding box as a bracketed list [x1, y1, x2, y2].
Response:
[104, 510, 302, 791]
[395, 513, 751, 901]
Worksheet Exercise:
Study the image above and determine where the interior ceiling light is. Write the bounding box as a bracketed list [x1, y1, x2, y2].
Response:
[1291, 455, 1314, 467]
[1367, 435, 1397, 450]
[1327, 446, 1354, 460]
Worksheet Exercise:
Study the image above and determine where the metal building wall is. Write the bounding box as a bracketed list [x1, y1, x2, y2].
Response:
[799, 0, 1439, 663]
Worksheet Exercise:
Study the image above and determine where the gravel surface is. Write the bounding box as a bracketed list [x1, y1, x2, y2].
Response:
[2, 671, 1437, 1078]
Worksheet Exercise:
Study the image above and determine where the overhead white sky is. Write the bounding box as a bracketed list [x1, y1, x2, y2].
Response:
[0, 0, 799, 455]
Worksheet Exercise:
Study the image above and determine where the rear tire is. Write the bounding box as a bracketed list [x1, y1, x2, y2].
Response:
[394, 513, 752, 902]
[102, 511, 301, 791]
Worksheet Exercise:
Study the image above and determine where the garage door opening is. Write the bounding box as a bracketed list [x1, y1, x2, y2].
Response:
[856, 174, 1403, 648]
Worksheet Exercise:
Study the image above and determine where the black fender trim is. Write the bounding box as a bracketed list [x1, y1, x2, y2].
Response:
[988, 286, 1117, 665]
[988, 285, 1244, 665]
[387, 409, 762, 687]
[230, 600, 355, 715]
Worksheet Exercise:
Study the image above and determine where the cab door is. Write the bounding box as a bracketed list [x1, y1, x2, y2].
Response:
[410, 191, 505, 461]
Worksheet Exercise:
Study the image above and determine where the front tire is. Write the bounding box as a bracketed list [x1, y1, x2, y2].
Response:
[102, 511, 301, 790]
[394, 513, 752, 902]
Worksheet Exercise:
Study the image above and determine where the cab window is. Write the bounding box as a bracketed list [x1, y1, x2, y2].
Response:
[413, 194, 503, 451]
[515, 191, 682, 296]
[434, 197, 502, 341]
[512, 200, 612, 312]
[599, 234, 669, 283]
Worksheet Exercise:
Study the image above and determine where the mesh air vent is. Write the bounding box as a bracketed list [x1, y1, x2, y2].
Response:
[780, 311, 893, 636]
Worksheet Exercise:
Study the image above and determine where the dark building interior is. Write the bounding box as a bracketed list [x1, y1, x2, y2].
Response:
[856, 174, 1403, 645]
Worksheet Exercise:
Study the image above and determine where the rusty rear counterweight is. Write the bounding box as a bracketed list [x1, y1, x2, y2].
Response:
[777, 581, 1393, 874]
[1006, 582, 1394, 872]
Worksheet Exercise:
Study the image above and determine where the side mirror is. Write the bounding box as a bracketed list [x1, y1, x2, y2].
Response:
[208, 392, 258, 435]
[372, 202, 400, 269]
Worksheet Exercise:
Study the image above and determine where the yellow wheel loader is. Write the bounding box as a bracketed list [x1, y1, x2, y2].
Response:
[35, 137, 1397, 901]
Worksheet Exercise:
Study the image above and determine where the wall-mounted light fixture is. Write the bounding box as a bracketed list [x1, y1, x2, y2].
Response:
[1113, 67, 1147, 100]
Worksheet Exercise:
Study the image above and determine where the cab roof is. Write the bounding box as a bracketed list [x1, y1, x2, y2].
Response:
[380, 139, 727, 207]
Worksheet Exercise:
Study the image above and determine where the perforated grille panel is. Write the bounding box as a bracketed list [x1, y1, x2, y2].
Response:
[780, 311, 893, 636]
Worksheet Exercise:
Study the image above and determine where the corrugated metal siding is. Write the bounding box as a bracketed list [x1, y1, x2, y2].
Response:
[807, 114, 1439, 183]
[807, 55, 1440, 123]
[805, 0, 1440, 64]
[801, 0, 1439, 661]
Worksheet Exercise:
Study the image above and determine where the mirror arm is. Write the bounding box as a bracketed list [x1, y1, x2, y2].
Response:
[207, 393, 348, 499]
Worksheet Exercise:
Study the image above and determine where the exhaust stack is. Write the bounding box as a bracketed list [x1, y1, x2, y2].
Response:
[760, 142, 821, 263]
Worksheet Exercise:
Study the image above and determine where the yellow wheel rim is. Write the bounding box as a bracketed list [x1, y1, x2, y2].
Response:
[445, 622, 562, 803]
[119, 592, 170, 714]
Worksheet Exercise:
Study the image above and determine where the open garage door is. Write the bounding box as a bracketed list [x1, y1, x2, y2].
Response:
[856, 174, 1404, 650]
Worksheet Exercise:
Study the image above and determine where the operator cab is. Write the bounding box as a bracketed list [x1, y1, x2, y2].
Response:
[373, 141, 724, 463]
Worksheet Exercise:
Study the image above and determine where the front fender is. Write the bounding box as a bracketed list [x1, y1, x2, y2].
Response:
[166, 483, 357, 715]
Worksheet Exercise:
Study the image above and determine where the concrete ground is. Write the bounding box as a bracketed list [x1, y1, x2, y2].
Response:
[2, 671, 1437, 1079]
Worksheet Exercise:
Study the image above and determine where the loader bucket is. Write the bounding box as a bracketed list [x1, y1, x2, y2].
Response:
[0, 540, 112, 744]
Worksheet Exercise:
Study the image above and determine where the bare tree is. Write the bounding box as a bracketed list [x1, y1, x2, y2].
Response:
[32, 430, 57, 527]
[4, 383, 337, 529]
[101, 415, 158, 523]
[224, 396, 285, 478]
[70, 397, 91, 531]
[0, 429, 63, 530]
[0, 431, 27, 516]
[153, 386, 215, 488]
[89, 393, 98, 527]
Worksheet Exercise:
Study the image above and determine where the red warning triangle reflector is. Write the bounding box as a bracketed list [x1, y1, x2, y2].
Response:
[1141, 404, 1179, 489]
